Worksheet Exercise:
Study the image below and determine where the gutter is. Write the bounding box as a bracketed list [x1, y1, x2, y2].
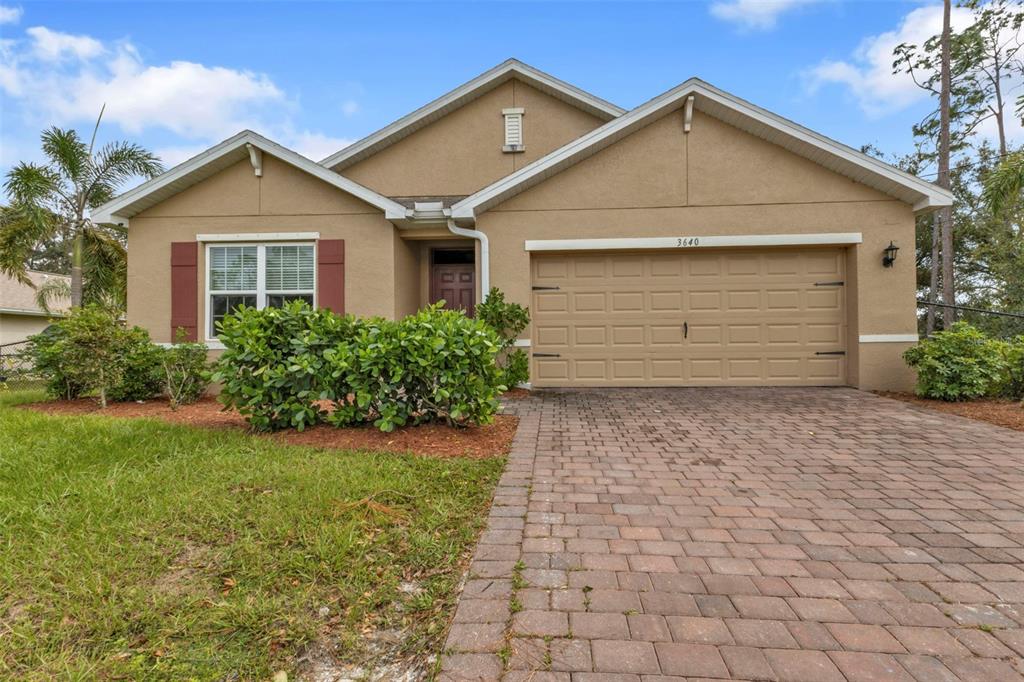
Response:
[446, 217, 490, 300]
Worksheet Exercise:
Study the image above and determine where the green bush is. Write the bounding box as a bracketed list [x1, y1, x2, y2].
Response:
[106, 326, 164, 402]
[476, 287, 530, 388]
[162, 334, 210, 409]
[903, 322, 1008, 401]
[210, 301, 504, 432]
[324, 304, 503, 432]
[999, 335, 1024, 400]
[209, 301, 353, 431]
[27, 305, 163, 406]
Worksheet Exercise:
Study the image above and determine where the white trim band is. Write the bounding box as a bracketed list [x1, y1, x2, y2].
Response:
[196, 232, 320, 243]
[859, 334, 919, 343]
[524, 233, 863, 252]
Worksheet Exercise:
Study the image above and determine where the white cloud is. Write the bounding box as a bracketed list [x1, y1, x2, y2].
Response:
[710, 0, 823, 31]
[287, 130, 355, 161]
[26, 26, 104, 61]
[803, 4, 975, 117]
[340, 99, 359, 117]
[0, 23, 358, 164]
[0, 5, 22, 24]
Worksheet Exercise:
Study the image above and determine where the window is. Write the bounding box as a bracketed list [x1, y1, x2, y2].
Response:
[207, 243, 315, 338]
[503, 107, 524, 152]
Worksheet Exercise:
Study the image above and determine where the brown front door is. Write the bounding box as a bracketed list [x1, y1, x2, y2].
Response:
[431, 263, 476, 314]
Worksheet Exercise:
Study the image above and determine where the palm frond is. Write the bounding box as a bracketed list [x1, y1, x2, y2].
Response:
[34, 277, 71, 313]
[3, 162, 61, 206]
[0, 204, 58, 284]
[81, 226, 127, 311]
[982, 151, 1024, 216]
[40, 127, 89, 185]
[85, 142, 164, 209]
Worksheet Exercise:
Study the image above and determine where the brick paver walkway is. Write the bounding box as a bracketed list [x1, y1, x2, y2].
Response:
[440, 388, 1024, 681]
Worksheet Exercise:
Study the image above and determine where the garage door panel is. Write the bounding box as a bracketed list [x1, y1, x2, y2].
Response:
[531, 248, 846, 387]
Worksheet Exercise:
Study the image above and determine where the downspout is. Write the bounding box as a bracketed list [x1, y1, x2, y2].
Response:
[447, 217, 490, 301]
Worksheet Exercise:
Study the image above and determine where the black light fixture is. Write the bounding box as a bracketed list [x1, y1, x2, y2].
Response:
[883, 241, 900, 268]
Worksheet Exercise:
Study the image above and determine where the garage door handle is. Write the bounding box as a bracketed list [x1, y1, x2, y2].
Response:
[532, 286, 560, 291]
[533, 352, 561, 358]
[683, 322, 688, 339]
[815, 351, 846, 355]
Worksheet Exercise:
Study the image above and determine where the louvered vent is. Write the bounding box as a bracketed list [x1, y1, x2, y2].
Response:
[503, 108, 524, 152]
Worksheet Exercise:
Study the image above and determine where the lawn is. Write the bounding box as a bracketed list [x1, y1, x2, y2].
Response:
[0, 390, 505, 680]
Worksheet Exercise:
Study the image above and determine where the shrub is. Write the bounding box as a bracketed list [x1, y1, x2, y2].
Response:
[903, 322, 1007, 401]
[163, 333, 210, 409]
[324, 304, 504, 431]
[476, 287, 530, 388]
[106, 326, 164, 402]
[999, 335, 1024, 401]
[209, 301, 357, 431]
[27, 305, 163, 406]
[211, 301, 505, 432]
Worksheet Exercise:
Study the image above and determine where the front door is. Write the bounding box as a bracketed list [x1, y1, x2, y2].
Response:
[431, 249, 476, 314]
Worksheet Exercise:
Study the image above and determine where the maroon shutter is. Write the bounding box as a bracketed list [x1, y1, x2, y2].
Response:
[317, 239, 345, 314]
[170, 242, 199, 341]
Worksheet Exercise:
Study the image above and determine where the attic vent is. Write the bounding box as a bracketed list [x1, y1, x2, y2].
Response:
[503, 108, 525, 153]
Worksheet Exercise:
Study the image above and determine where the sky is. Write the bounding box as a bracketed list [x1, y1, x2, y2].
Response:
[0, 0, 1019, 192]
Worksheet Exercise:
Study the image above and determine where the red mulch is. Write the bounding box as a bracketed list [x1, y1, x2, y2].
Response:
[21, 397, 518, 459]
[877, 391, 1024, 432]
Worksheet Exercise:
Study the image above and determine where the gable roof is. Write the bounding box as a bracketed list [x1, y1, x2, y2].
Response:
[451, 78, 954, 221]
[91, 130, 409, 224]
[319, 59, 626, 171]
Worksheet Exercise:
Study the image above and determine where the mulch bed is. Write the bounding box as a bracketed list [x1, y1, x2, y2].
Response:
[877, 391, 1024, 432]
[22, 397, 519, 459]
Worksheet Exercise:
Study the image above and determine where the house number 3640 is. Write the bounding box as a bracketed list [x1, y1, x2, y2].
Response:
[676, 237, 700, 247]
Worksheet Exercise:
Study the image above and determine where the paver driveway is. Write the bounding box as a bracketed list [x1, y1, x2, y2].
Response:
[440, 388, 1024, 682]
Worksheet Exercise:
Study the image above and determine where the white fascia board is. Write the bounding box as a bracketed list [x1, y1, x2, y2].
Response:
[319, 59, 624, 170]
[859, 334, 919, 343]
[92, 131, 408, 224]
[453, 78, 953, 219]
[0, 307, 66, 317]
[196, 232, 320, 242]
[524, 233, 864, 252]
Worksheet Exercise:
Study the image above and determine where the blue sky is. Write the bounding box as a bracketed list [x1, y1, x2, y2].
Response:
[0, 1, 1014, 189]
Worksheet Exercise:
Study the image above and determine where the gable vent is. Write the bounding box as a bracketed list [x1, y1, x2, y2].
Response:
[503, 107, 525, 152]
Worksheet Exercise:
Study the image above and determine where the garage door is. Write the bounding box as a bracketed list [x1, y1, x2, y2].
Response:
[530, 248, 847, 387]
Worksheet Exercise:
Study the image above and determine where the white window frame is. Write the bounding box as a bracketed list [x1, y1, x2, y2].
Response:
[205, 241, 317, 341]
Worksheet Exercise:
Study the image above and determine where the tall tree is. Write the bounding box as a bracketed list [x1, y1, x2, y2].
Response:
[0, 109, 162, 308]
[939, 0, 956, 323]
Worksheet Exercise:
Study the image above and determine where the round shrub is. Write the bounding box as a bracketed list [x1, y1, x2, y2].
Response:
[903, 322, 1008, 401]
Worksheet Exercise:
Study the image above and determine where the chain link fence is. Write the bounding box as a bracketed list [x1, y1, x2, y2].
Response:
[0, 340, 41, 391]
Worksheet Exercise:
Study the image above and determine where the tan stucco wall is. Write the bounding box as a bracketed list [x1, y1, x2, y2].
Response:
[343, 78, 606, 197]
[478, 108, 919, 391]
[394, 232, 421, 319]
[128, 155, 399, 343]
[0, 313, 55, 345]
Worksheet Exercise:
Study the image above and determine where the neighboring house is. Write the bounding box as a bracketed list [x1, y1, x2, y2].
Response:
[93, 59, 952, 391]
[0, 270, 69, 345]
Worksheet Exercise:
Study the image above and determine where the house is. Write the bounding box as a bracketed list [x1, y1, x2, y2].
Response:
[93, 59, 952, 391]
[0, 270, 69, 345]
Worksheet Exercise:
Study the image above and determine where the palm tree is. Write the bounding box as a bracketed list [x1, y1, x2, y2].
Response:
[0, 109, 163, 308]
[982, 150, 1024, 216]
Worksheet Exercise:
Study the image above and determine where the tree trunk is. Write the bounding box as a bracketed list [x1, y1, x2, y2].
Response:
[927, 213, 939, 335]
[70, 230, 84, 307]
[938, 0, 956, 325]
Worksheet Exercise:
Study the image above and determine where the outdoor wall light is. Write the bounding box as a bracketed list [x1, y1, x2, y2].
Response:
[883, 241, 900, 268]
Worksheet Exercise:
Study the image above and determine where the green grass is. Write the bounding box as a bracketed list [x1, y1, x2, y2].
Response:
[0, 400, 504, 680]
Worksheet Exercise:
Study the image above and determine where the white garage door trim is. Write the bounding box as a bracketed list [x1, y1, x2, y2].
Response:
[525, 233, 863, 252]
